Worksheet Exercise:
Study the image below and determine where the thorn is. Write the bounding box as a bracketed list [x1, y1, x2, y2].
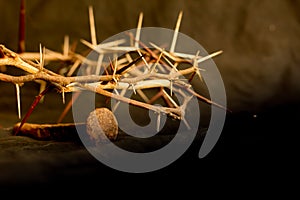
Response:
[162, 89, 178, 107]
[113, 88, 120, 95]
[67, 59, 81, 77]
[137, 89, 150, 103]
[197, 50, 223, 64]
[170, 11, 183, 53]
[15, 86, 52, 135]
[131, 83, 136, 94]
[164, 55, 178, 72]
[88, 5, 97, 46]
[62, 88, 65, 104]
[15, 84, 21, 119]
[151, 51, 163, 73]
[113, 56, 118, 77]
[63, 35, 69, 57]
[137, 49, 150, 70]
[39, 43, 45, 70]
[135, 12, 143, 48]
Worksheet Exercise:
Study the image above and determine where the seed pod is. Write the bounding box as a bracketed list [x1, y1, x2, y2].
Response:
[86, 108, 118, 143]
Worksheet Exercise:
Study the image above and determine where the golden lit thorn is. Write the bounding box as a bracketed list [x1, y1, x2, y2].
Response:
[137, 89, 150, 103]
[137, 49, 150, 70]
[197, 50, 223, 64]
[15, 84, 21, 119]
[62, 88, 65, 104]
[113, 56, 117, 78]
[149, 42, 178, 62]
[43, 46, 45, 68]
[151, 51, 163, 73]
[80, 39, 96, 50]
[135, 12, 143, 48]
[63, 35, 69, 57]
[113, 88, 120, 95]
[88, 6, 97, 46]
[39, 43, 45, 70]
[162, 89, 179, 107]
[67, 59, 81, 77]
[164, 55, 178, 72]
[170, 11, 183, 53]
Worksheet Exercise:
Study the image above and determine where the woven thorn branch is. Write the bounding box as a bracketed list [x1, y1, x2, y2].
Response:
[0, 6, 226, 139]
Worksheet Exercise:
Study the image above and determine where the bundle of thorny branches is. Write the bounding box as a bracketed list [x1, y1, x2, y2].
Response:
[0, 5, 225, 139]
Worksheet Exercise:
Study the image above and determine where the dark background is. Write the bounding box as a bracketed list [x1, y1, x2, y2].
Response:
[0, 0, 299, 189]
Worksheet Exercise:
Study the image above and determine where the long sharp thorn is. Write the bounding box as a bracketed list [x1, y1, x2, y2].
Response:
[197, 50, 223, 64]
[67, 59, 81, 77]
[88, 6, 97, 46]
[137, 89, 150, 103]
[137, 49, 150, 70]
[63, 35, 69, 57]
[15, 84, 21, 119]
[39, 43, 43, 70]
[151, 51, 163, 73]
[162, 89, 178, 107]
[62, 88, 65, 104]
[170, 11, 183, 53]
[135, 12, 143, 48]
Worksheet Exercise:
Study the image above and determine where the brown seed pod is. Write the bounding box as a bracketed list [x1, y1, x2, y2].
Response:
[86, 108, 118, 143]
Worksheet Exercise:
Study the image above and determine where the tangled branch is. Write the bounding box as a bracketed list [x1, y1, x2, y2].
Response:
[0, 8, 226, 129]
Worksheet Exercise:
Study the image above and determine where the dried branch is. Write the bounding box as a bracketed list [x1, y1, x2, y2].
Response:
[0, 41, 226, 120]
[0, 7, 228, 127]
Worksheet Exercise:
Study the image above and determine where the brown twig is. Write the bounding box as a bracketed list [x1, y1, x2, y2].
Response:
[17, 0, 26, 53]
[14, 85, 53, 135]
